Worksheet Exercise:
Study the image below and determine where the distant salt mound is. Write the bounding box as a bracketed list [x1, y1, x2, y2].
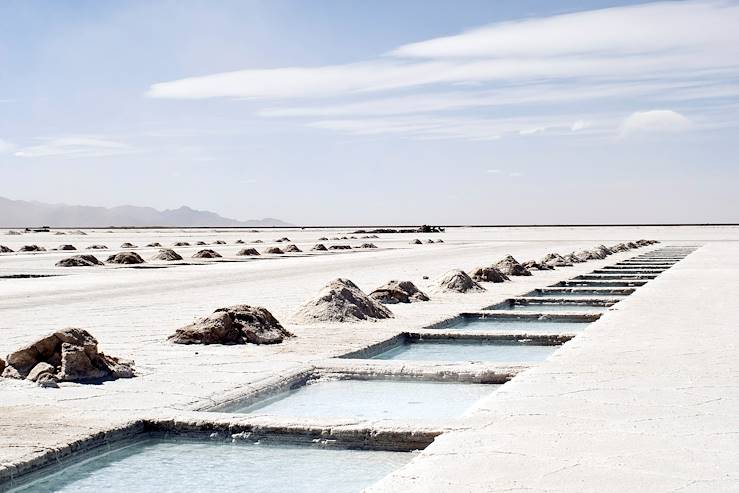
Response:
[146, 242, 162, 247]
[151, 248, 183, 261]
[264, 247, 284, 254]
[169, 305, 292, 345]
[56, 255, 104, 267]
[274, 237, 291, 243]
[54, 231, 66, 235]
[120, 242, 138, 249]
[284, 244, 302, 253]
[54, 244, 77, 251]
[522, 260, 554, 271]
[329, 245, 351, 250]
[193, 249, 221, 258]
[70, 230, 87, 235]
[6, 230, 22, 235]
[1, 328, 134, 386]
[0, 245, 13, 253]
[317, 237, 329, 241]
[469, 266, 509, 283]
[106, 252, 145, 264]
[359, 243, 377, 249]
[237, 248, 260, 256]
[563, 253, 585, 263]
[253, 239, 264, 244]
[19, 245, 46, 252]
[86, 244, 108, 250]
[294, 278, 393, 322]
[626, 241, 638, 249]
[437, 269, 485, 293]
[311, 243, 328, 251]
[370, 280, 429, 304]
[213, 240, 227, 245]
[173, 242, 190, 247]
[235, 239, 245, 244]
[196, 241, 207, 245]
[637, 239, 658, 246]
[410, 239, 422, 245]
[542, 253, 571, 267]
[610, 243, 629, 252]
[495, 255, 532, 276]
[594, 245, 613, 257]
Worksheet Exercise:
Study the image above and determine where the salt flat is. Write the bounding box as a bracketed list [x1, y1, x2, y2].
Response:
[1, 226, 737, 491]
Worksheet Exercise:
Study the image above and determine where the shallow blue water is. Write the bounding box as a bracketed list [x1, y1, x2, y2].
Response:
[446, 318, 591, 332]
[10, 438, 412, 493]
[372, 340, 558, 362]
[233, 379, 497, 421]
[499, 303, 609, 313]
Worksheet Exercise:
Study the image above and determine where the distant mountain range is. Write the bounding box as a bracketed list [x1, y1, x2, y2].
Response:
[0, 196, 292, 228]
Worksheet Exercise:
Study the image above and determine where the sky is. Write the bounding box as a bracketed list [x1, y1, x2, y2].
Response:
[1, 0, 738, 225]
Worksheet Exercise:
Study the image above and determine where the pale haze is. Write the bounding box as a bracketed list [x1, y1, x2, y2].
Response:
[1, 0, 738, 225]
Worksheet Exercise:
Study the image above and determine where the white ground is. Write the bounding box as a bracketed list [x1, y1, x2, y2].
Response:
[1, 226, 737, 491]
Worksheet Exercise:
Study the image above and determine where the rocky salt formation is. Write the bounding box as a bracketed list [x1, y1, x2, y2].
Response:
[359, 243, 378, 249]
[86, 244, 108, 250]
[495, 255, 532, 276]
[193, 249, 222, 258]
[437, 269, 485, 293]
[522, 260, 554, 271]
[196, 241, 207, 245]
[294, 278, 393, 322]
[6, 230, 22, 235]
[106, 252, 145, 264]
[284, 244, 302, 253]
[329, 245, 351, 250]
[317, 237, 328, 241]
[311, 244, 328, 251]
[151, 248, 183, 261]
[55, 244, 77, 251]
[469, 266, 510, 282]
[263, 247, 284, 254]
[563, 253, 585, 263]
[56, 255, 104, 267]
[169, 305, 293, 345]
[410, 239, 423, 245]
[274, 237, 291, 243]
[19, 245, 46, 252]
[146, 242, 162, 247]
[369, 280, 430, 304]
[1, 328, 134, 386]
[213, 240, 227, 245]
[542, 253, 571, 267]
[173, 242, 190, 247]
[120, 242, 138, 249]
[1, 245, 14, 253]
[237, 248, 260, 256]
[627, 241, 639, 249]
[594, 245, 613, 257]
[253, 239, 264, 244]
[235, 239, 245, 244]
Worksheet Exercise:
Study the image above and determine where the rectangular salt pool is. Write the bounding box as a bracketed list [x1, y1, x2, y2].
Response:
[227, 379, 497, 421]
[371, 339, 558, 363]
[524, 289, 631, 298]
[489, 302, 610, 313]
[9, 438, 413, 493]
[440, 316, 592, 332]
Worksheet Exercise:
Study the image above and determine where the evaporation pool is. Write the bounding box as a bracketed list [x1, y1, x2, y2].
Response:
[443, 316, 592, 332]
[229, 379, 497, 421]
[493, 303, 610, 313]
[371, 339, 558, 363]
[9, 438, 412, 493]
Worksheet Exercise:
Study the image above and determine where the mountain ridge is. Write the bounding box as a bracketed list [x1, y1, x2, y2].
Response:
[0, 196, 292, 227]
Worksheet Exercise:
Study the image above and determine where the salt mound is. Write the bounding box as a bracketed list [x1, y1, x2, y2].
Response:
[469, 266, 509, 283]
[495, 255, 532, 276]
[359, 243, 378, 249]
[610, 243, 629, 252]
[237, 248, 260, 256]
[193, 249, 222, 258]
[594, 245, 613, 257]
[6, 230, 22, 235]
[146, 242, 162, 247]
[120, 242, 138, 248]
[54, 231, 66, 235]
[426, 239, 435, 244]
[55, 244, 76, 251]
[542, 253, 571, 267]
[253, 239, 264, 243]
[0, 245, 13, 253]
[169, 305, 292, 345]
[626, 241, 638, 249]
[173, 242, 190, 247]
[106, 252, 145, 264]
[522, 260, 554, 271]
[196, 241, 207, 245]
[284, 244, 302, 253]
[19, 245, 46, 252]
[563, 253, 585, 263]
[151, 248, 183, 261]
[437, 269, 485, 293]
[213, 240, 227, 245]
[312, 244, 328, 251]
[318, 237, 329, 241]
[370, 280, 430, 304]
[1, 328, 134, 386]
[70, 230, 87, 235]
[294, 278, 393, 322]
[264, 247, 284, 254]
[329, 245, 351, 250]
[410, 239, 422, 245]
[86, 244, 108, 250]
[56, 255, 104, 267]
[235, 239, 245, 244]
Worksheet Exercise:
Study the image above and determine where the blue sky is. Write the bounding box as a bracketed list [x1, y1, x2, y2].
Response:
[1, 0, 738, 224]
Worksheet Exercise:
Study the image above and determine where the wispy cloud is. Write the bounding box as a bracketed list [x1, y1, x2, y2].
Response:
[620, 110, 693, 136]
[0, 139, 15, 154]
[14, 136, 134, 158]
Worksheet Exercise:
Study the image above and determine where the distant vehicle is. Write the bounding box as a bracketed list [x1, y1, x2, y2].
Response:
[25, 226, 51, 233]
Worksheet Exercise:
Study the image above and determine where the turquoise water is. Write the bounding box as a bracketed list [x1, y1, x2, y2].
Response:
[10, 438, 412, 493]
[497, 303, 609, 313]
[443, 317, 590, 332]
[232, 379, 497, 421]
[525, 291, 629, 298]
[371, 340, 558, 362]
